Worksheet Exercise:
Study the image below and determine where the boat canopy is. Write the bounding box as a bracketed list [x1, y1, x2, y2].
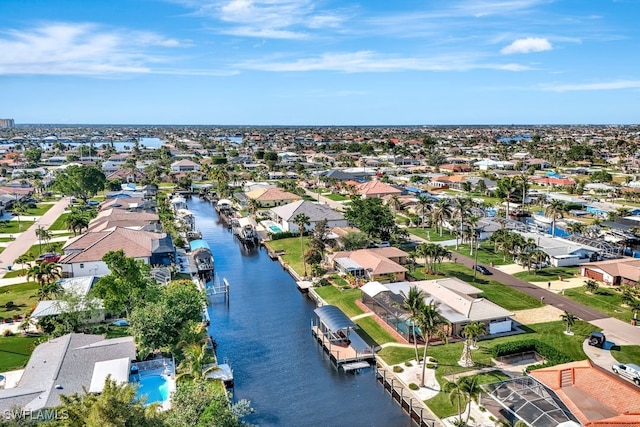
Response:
[314, 305, 356, 332]
[190, 239, 210, 251]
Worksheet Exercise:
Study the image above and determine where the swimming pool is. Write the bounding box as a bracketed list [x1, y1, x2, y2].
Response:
[268, 224, 283, 233]
[136, 375, 169, 404]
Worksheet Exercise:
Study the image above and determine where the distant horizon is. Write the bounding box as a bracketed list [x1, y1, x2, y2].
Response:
[1, 1, 639, 124]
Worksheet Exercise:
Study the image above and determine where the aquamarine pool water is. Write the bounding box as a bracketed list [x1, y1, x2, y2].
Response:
[136, 375, 169, 404]
[268, 224, 283, 233]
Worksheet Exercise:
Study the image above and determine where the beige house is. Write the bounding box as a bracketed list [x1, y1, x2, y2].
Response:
[328, 248, 409, 283]
[356, 180, 402, 199]
[245, 187, 301, 208]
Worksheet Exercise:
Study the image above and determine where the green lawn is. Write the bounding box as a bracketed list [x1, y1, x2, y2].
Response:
[26, 203, 54, 216]
[323, 193, 350, 202]
[0, 282, 39, 318]
[563, 287, 634, 322]
[48, 212, 70, 231]
[408, 227, 456, 242]
[408, 263, 543, 311]
[264, 237, 308, 276]
[0, 220, 36, 234]
[21, 241, 65, 261]
[313, 286, 363, 317]
[611, 345, 640, 365]
[513, 266, 580, 282]
[379, 320, 594, 418]
[104, 326, 132, 339]
[355, 316, 397, 346]
[328, 274, 349, 288]
[0, 336, 40, 371]
[449, 244, 513, 266]
[3, 269, 27, 278]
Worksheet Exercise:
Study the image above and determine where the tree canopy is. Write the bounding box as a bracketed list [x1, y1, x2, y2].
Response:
[343, 196, 397, 241]
[52, 165, 106, 202]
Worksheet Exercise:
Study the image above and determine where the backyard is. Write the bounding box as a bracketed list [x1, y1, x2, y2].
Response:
[408, 227, 456, 242]
[0, 335, 40, 371]
[0, 282, 39, 319]
[264, 237, 309, 276]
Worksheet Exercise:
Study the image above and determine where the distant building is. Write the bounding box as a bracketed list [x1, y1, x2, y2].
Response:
[0, 119, 15, 129]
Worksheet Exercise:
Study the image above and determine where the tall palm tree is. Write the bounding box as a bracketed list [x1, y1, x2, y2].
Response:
[388, 194, 403, 213]
[445, 375, 482, 425]
[28, 262, 62, 299]
[12, 201, 29, 231]
[500, 177, 519, 220]
[415, 301, 448, 387]
[560, 311, 578, 335]
[449, 197, 473, 250]
[461, 321, 486, 350]
[415, 195, 431, 229]
[399, 286, 426, 362]
[544, 199, 565, 237]
[430, 199, 449, 237]
[293, 213, 311, 277]
[176, 342, 218, 381]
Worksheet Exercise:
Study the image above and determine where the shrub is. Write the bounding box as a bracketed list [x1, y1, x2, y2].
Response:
[393, 365, 404, 373]
[2, 329, 14, 337]
[270, 231, 298, 240]
[404, 361, 412, 367]
[408, 383, 419, 390]
[491, 339, 572, 370]
[5, 301, 14, 308]
[315, 278, 331, 287]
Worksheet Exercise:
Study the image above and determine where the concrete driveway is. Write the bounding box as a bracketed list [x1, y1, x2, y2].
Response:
[590, 317, 640, 346]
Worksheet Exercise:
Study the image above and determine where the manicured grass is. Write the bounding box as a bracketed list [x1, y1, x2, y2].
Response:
[313, 286, 364, 317]
[408, 227, 456, 242]
[26, 203, 54, 216]
[355, 316, 397, 346]
[328, 274, 349, 288]
[563, 287, 634, 322]
[264, 237, 309, 276]
[379, 320, 594, 418]
[104, 326, 131, 339]
[611, 345, 640, 365]
[48, 212, 70, 231]
[3, 269, 27, 278]
[323, 193, 350, 201]
[0, 282, 39, 318]
[0, 237, 13, 242]
[513, 266, 580, 282]
[449, 244, 513, 266]
[0, 336, 40, 371]
[409, 263, 542, 311]
[21, 241, 65, 261]
[0, 220, 36, 234]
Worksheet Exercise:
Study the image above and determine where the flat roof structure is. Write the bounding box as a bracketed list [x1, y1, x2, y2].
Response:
[314, 305, 356, 332]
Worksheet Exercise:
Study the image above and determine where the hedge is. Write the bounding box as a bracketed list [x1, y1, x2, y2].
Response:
[491, 339, 573, 371]
[269, 231, 299, 240]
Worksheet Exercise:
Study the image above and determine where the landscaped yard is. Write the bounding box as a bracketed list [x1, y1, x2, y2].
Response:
[408, 227, 456, 242]
[513, 266, 580, 282]
[323, 193, 350, 202]
[408, 263, 543, 311]
[48, 212, 70, 231]
[0, 336, 40, 371]
[379, 320, 594, 418]
[26, 203, 54, 216]
[264, 237, 309, 276]
[21, 241, 65, 261]
[0, 220, 36, 234]
[3, 269, 27, 279]
[449, 244, 513, 266]
[355, 316, 397, 346]
[563, 286, 634, 323]
[0, 282, 39, 318]
[611, 345, 640, 365]
[313, 286, 363, 317]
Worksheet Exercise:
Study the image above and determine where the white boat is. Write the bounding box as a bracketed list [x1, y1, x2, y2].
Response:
[532, 214, 553, 225]
[235, 217, 259, 244]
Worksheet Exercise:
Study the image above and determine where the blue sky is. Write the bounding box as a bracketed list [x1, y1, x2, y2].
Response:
[0, 0, 638, 125]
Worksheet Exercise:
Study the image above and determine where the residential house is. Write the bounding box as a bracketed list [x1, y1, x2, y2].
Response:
[361, 278, 513, 340]
[106, 168, 147, 183]
[328, 248, 409, 283]
[245, 187, 301, 208]
[0, 334, 136, 414]
[170, 159, 201, 173]
[518, 232, 601, 267]
[580, 258, 640, 287]
[30, 276, 104, 323]
[87, 208, 160, 232]
[269, 200, 348, 233]
[356, 180, 402, 199]
[59, 227, 175, 277]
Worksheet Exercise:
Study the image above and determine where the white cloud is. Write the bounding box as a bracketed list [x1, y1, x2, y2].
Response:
[541, 80, 640, 92]
[0, 22, 191, 76]
[501, 37, 552, 54]
[236, 50, 530, 73]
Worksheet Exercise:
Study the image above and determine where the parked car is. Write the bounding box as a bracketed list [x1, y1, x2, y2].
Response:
[587, 331, 606, 348]
[87, 200, 100, 207]
[612, 363, 640, 385]
[474, 264, 492, 275]
[35, 252, 61, 263]
[373, 241, 391, 248]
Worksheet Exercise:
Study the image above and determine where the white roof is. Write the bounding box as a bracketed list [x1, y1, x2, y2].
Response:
[361, 281, 388, 298]
[89, 358, 131, 393]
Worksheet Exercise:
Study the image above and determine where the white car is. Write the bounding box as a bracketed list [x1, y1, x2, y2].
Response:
[612, 363, 640, 385]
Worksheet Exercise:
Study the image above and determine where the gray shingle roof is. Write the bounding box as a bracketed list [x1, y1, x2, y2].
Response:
[270, 200, 345, 222]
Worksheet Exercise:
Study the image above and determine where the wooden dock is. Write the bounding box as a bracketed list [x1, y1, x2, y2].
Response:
[296, 280, 313, 293]
[311, 325, 375, 366]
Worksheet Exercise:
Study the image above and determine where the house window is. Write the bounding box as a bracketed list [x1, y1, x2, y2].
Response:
[80, 264, 84, 269]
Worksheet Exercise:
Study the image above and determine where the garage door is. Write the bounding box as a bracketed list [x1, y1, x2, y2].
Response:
[584, 269, 604, 282]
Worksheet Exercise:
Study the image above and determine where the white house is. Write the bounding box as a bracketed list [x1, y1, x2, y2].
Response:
[170, 159, 201, 173]
[270, 200, 348, 233]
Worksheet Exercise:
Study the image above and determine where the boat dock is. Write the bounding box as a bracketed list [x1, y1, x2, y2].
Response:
[296, 280, 313, 293]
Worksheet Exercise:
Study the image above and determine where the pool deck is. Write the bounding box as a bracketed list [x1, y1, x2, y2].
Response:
[131, 361, 176, 411]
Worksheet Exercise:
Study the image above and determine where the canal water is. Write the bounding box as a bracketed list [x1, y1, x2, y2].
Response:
[187, 196, 412, 427]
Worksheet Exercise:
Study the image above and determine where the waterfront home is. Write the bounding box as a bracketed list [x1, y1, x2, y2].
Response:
[580, 258, 640, 287]
[269, 200, 348, 233]
[356, 180, 402, 199]
[245, 187, 301, 208]
[59, 227, 175, 277]
[517, 232, 602, 267]
[0, 334, 136, 415]
[507, 360, 640, 426]
[106, 168, 147, 184]
[170, 159, 201, 173]
[360, 278, 513, 339]
[88, 208, 160, 232]
[327, 248, 409, 283]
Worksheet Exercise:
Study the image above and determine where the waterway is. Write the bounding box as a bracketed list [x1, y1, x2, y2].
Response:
[187, 196, 412, 427]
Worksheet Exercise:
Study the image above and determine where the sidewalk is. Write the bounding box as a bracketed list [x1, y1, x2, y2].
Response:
[0, 197, 70, 276]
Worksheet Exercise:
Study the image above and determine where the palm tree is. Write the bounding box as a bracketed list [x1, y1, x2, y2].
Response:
[415, 195, 431, 228]
[35, 226, 53, 254]
[27, 262, 62, 299]
[461, 321, 486, 350]
[449, 197, 473, 250]
[415, 301, 448, 387]
[15, 254, 30, 274]
[398, 286, 426, 362]
[176, 342, 219, 381]
[560, 311, 578, 335]
[584, 279, 599, 294]
[388, 194, 403, 213]
[544, 200, 565, 237]
[12, 201, 29, 231]
[293, 213, 311, 277]
[430, 199, 449, 237]
[444, 375, 482, 426]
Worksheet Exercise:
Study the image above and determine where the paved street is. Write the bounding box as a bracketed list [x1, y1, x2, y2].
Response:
[0, 197, 70, 275]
